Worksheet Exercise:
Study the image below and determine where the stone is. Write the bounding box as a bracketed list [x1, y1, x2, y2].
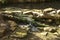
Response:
[44, 27, 52, 32]
[40, 32, 48, 36]
[18, 25, 30, 31]
[10, 27, 28, 38]
[44, 27, 57, 32]
[43, 8, 54, 12]
[53, 32, 58, 35]
[57, 28, 60, 34]
[7, 20, 17, 31]
[58, 25, 60, 27]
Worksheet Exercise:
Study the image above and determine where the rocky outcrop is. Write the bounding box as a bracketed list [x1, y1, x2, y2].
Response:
[0, 7, 60, 40]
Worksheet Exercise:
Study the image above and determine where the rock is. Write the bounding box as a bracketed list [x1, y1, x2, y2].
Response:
[57, 28, 60, 34]
[58, 25, 60, 27]
[32, 32, 48, 40]
[47, 32, 58, 39]
[0, 14, 10, 37]
[7, 20, 17, 31]
[37, 27, 44, 32]
[44, 27, 57, 33]
[40, 32, 48, 36]
[10, 25, 29, 38]
[50, 28, 57, 33]
[47, 19, 52, 22]
[0, 23, 7, 33]
[32, 32, 48, 36]
[32, 9, 43, 17]
[44, 27, 52, 32]
[23, 10, 32, 14]
[18, 25, 30, 31]
[43, 8, 55, 12]
[53, 32, 58, 35]
[10, 32, 27, 38]
[30, 27, 39, 32]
